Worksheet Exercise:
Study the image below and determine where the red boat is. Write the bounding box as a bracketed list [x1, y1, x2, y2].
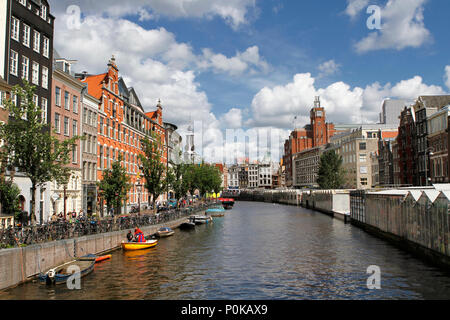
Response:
[219, 198, 235, 210]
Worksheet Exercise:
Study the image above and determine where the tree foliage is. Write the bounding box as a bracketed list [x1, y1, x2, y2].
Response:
[0, 81, 80, 223]
[97, 156, 130, 215]
[0, 179, 21, 218]
[317, 149, 345, 190]
[139, 133, 168, 207]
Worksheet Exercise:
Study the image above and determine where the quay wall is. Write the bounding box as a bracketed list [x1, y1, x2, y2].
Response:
[238, 188, 450, 269]
[0, 216, 189, 291]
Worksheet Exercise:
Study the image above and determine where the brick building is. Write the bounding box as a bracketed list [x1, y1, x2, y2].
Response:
[427, 106, 449, 183]
[283, 97, 338, 186]
[397, 107, 417, 186]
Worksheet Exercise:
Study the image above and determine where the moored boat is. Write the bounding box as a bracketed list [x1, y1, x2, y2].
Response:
[156, 227, 175, 238]
[219, 198, 235, 210]
[38, 256, 96, 285]
[206, 207, 225, 217]
[190, 215, 213, 225]
[121, 240, 158, 251]
[179, 218, 196, 230]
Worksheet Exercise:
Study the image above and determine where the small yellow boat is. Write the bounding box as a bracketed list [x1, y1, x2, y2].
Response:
[121, 240, 158, 251]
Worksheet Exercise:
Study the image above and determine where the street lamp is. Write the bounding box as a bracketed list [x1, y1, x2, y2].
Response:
[425, 147, 434, 186]
[136, 177, 142, 215]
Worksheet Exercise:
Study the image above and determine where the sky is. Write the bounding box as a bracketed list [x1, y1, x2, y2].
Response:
[48, 0, 450, 163]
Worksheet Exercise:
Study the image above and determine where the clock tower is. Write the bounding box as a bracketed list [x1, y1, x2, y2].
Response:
[310, 96, 326, 147]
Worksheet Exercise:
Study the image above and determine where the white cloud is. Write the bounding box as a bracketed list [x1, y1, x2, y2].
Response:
[317, 60, 341, 78]
[353, 0, 432, 53]
[198, 46, 269, 76]
[345, 0, 370, 18]
[250, 70, 446, 128]
[445, 66, 450, 91]
[220, 108, 243, 129]
[50, 0, 256, 29]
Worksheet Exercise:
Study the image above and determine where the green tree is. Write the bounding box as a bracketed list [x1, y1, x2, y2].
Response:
[0, 81, 80, 224]
[317, 149, 345, 189]
[0, 179, 21, 219]
[139, 133, 168, 210]
[97, 156, 130, 215]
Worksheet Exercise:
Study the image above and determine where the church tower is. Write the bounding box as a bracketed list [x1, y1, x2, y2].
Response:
[310, 96, 326, 147]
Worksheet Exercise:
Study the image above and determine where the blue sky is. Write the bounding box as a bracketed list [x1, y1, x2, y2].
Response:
[50, 0, 450, 162]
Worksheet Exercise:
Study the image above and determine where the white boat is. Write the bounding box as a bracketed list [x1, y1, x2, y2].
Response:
[190, 215, 213, 225]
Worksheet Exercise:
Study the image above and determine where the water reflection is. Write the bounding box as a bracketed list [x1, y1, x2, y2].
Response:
[1, 201, 450, 300]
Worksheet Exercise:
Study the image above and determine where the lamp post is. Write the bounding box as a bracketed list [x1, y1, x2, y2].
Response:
[425, 147, 434, 186]
[136, 177, 142, 215]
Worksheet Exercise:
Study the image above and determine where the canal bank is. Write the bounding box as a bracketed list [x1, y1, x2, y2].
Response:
[238, 188, 450, 271]
[2, 201, 450, 300]
[0, 209, 207, 291]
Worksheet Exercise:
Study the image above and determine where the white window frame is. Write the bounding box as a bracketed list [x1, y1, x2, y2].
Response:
[41, 66, 48, 89]
[21, 56, 29, 81]
[72, 119, 77, 136]
[55, 87, 61, 106]
[23, 24, 30, 47]
[33, 30, 40, 53]
[41, 5, 47, 20]
[72, 95, 78, 114]
[55, 113, 60, 133]
[0, 91, 6, 108]
[64, 116, 69, 136]
[10, 50, 18, 76]
[41, 97, 48, 123]
[32, 61, 39, 85]
[64, 91, 70, 110]
[11, 17, 20, 41]
[43, 37, 49, 58]
[19, 0, 26, 6]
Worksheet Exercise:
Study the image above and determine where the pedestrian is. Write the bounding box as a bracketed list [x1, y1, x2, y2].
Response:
[126, 230, 134, 242]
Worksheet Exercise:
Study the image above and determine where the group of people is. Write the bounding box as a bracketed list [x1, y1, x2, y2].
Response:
[50, 210, 86, 223]
[126, 228, 145, 243]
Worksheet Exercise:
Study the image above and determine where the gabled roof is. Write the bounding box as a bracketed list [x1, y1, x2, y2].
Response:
[128, 87, 144, 112]
[82, 73, 108, 99]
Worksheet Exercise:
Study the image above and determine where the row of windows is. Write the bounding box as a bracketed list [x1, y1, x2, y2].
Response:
[10, 50, 48, 88]
[82, 134, 97, 155]
[11, 16, 50, 57]
[99, 116, 143, 148]
[17, 0, 48, 21]
[7, 93, 48, 123]
[55, 86, 78, 113]
[54, 113, 77, 137]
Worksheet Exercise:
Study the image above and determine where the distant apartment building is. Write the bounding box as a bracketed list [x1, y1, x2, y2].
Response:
[238, 164, 248, 189]
[49, 54, 83, 219]
[370, 151, 379, 188]
[293, 145, 324, 189]
[258, 163, 272, 189]
[331, 125, 398, 189]
[427, 106, 449, 184]
[227, 165, 239, 189]
[81, 89, 100, 215]
[412, 95, 450, 186]
[377, 131, 398, 187]
[397, 106, 417, 186]
[380, 99, 408, 125]
[248, 163, 259, 189]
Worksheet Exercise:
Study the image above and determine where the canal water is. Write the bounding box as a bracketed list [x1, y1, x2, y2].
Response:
[2, 201, 450, 300]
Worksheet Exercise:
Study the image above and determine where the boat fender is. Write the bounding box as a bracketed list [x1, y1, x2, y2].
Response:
[48, 269, 56, 279]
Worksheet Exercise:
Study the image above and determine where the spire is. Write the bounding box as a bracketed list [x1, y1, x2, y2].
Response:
[157, 99, 162, 110]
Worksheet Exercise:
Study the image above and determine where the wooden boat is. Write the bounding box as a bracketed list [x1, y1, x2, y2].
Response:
[38, 256, 96, 285]
[179, 218, 196, 230]
[156, 227, 175, 238]
[219, 198, 235, 210]
[78, 253, 112, 263]
[206, 207, 225, 217]
[121, 240, 158, 251]
[190, 215, 213, 225]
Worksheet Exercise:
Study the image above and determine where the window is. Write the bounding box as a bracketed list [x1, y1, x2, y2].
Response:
[0, 91, 6, 108]
[33, 30, 40, 53]
[99, 117, 104, 134]
[19, 0, 26, 6]
[72, 145, 77, 164]
[21, 56, 29, 81]
[360, 166, 368, 174]
[72, 120, 77, 136]
[10, 50, 18, 76]
[41, 66, 48, 89]
[32, 94, 38, 107]
[41, 98, 47, 123]
[359, 142, 367, 150]
[55, 113, 60, 133]
[23, 24, 30, 47]
[64, 91, 70, 110]
[43, 37, 49, 58]
[360, 178, 368, 186]
[64, 116, 69, 136]
[11, 17, 20, 41]
[359, 153, 367, 162]
[72, 96, 78, 113]
[99, 146, 103, 169]
[55, 87, 61, 106]
[41, 5, 47, 20]
[32, 61, 39, 85]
